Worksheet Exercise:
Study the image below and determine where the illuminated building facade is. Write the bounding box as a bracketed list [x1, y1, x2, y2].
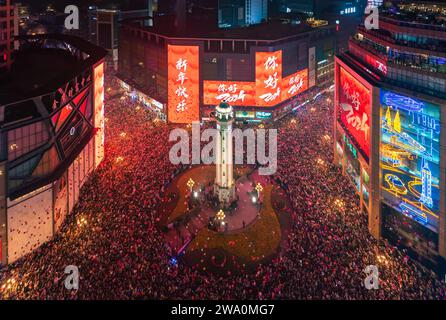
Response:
[334, 3, 446, 269]
[117, 16, 335, 124]
[0, 0, 18, 72]
[0, 35, 107, 265]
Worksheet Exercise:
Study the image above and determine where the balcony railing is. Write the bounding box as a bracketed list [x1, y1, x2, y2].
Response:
[357, 26, 446, 56]
[350, 36, 388, 60]
[380, 15, 446, 33]
[351, 37, 446, 76]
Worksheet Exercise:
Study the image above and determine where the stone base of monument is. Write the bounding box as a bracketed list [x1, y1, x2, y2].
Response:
[213, 183, 236, 207]
[208, 174, 260, 233]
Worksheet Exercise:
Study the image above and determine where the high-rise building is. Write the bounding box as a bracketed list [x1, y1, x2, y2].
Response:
[218, 0, 245, 28]
[88, 7, 151, 70]
[270, 0, 366, 53]
[0, 34, 107, 265]
[218, 0, 268, 28]
[334, 2, 446, 270]
[367, 0, 383, 7]
[245, 0, 268, 25]
[0, 0, 18, 72]
[273, 0, 330, 17]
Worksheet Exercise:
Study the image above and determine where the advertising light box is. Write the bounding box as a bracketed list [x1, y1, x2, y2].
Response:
[236, 111, 255, 119]
[380, 90, 440, 232]
[256, 111, 272, 119]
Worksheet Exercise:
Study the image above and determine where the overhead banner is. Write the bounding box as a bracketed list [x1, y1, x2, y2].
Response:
[167, 45, 200, 124]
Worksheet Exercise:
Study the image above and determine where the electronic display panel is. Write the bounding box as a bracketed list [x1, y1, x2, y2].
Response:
[365, 53, 388, 75]
[255, 50, 283, 107]
[203, 51, 310, 108]
[168, 45, 200, 124]
[337, 67, 371, 159]
[203, 81, 256, 106]
[282, 69, 309, 101]
[93, 62, 105, 167]
[380, 90, 440, 232]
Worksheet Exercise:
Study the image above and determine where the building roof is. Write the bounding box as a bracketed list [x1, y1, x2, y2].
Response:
[0, 34, 107, 106]
[122, 16, 333, 41]
[381, 5, 446, 28]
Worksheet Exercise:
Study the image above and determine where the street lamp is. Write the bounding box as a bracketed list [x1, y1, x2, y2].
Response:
[186, 178, 195, 192]
[255, 182, 263, 197]
[216, 209, 225, 224]
[334, 198, 344, 209]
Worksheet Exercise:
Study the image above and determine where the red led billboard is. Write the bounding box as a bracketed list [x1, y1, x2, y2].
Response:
[255, 51, 283, 107]
[282, 69, 309, 101]
[203, 81, 256, 106]
[168, 45, 200, 124]
[202, 50, 309, 108]
[338, 67, 371, 158]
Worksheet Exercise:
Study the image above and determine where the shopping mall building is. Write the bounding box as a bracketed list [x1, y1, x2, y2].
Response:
[0, 34, 107, 264]
[334, 2, 446, 269]
[117, 15, 335, 123]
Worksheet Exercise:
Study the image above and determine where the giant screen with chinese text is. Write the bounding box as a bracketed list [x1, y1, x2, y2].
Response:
[203, 50, 308, 108]
[168, 45, 200, 124]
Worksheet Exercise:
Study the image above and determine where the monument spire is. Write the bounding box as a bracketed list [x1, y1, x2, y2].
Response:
[214, 101, 236, 204]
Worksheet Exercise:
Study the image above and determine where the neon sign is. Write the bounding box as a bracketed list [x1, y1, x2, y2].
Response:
[380, 89, 440, 232]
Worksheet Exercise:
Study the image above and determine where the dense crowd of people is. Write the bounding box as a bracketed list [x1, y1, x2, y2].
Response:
[0, 75, 445, 299]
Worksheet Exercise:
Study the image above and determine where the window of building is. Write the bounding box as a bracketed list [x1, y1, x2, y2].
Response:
[8, 121, 50, 161]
